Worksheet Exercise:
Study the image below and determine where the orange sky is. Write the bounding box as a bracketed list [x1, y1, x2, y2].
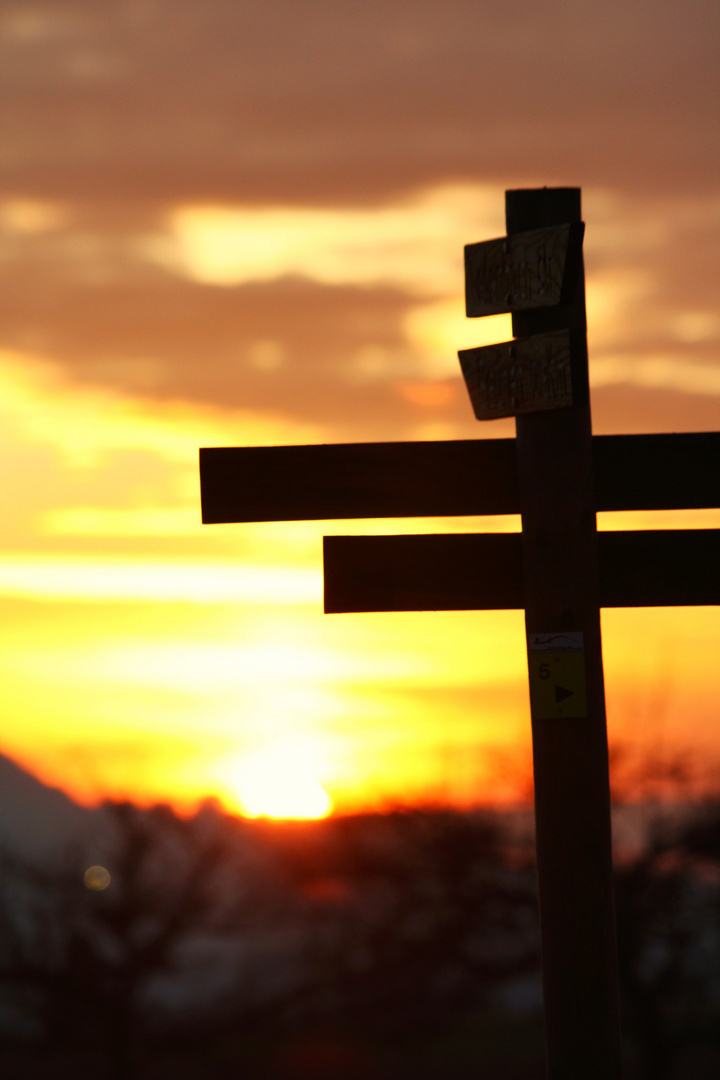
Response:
[1, 2, 719, 815]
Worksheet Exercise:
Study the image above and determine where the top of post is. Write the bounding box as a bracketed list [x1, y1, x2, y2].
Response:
[504, 186, 587, 365]
[506, 188, 582, 234]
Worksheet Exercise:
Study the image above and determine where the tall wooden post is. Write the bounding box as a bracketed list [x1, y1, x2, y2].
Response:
[509, 189, 622, 1078]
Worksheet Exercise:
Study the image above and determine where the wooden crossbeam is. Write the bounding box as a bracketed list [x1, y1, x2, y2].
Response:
[200, 432, 720, 523]
[200, 439, 518, 522]
[323, 529, 720, 613]
[324, 533, 524, 612]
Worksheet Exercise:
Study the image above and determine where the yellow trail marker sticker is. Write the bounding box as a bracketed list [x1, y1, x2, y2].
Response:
[528, 632, 588, 719]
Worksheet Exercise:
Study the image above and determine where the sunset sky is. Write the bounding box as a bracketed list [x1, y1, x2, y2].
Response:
[1, 1, 719, 815]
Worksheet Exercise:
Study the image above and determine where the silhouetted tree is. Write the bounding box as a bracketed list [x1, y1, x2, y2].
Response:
[615, 801, 720, 1080]
[0, 800, 273, 1079]
[3, 795, 718, 1079]
[259, 809, 541, 1034]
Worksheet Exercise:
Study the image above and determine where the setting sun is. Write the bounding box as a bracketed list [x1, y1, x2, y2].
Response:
[219, 739, 333, 819]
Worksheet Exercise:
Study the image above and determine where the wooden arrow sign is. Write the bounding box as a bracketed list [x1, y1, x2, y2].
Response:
[200, 432, 720, 523]
[459, 328, 579, 420]
[200, 439, 519, 522]
[323, 529, 720, 613]
[464, 220, 585, 317]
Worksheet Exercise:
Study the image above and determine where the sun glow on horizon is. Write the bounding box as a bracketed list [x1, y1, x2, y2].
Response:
[217, 738, 333, 820]
[2, 182, 720, 819]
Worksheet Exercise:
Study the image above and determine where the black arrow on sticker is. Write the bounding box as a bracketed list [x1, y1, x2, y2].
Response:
[555, 685, 574, 704]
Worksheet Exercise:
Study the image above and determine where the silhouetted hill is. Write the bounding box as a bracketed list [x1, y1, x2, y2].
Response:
[0, 752, 97, 864]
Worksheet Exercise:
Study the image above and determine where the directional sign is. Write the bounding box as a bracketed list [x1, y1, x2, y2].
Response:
[459, 328, 576, 420]
[199, 432, 720, 524]
[464, 221, 584, 317]
[323, 533, 524, 613]
[200, 438, 520, 523]
[322, 529, 720, 612]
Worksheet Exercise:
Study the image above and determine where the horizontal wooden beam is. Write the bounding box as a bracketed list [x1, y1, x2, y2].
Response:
[324, 533, 524, 612]
[323, 530, 720, 612]
[593, 432, 720, 513]
[599, 530, 720, 607]
[200, 439, 520, 522]
[200, 432, 720, 523]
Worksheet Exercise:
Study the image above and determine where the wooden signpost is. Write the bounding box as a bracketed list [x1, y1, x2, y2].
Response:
[199, 188, 719, 1079]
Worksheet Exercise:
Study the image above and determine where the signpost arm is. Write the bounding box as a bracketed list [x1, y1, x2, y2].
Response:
[508, 189, 622, 1079]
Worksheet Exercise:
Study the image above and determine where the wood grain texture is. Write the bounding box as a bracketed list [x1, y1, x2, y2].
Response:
[459, 329, 575, 420]
[464, 220, 584, 317]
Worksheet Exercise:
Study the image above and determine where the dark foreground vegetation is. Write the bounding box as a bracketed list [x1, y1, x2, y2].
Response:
[0, 797, 719, 1079]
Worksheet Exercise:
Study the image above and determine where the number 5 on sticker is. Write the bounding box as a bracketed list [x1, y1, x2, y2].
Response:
[528, 633, 588, 720]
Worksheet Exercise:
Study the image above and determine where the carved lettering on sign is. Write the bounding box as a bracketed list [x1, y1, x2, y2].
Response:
[459, 329, 574, 421]
[464, 221, 584, 317]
